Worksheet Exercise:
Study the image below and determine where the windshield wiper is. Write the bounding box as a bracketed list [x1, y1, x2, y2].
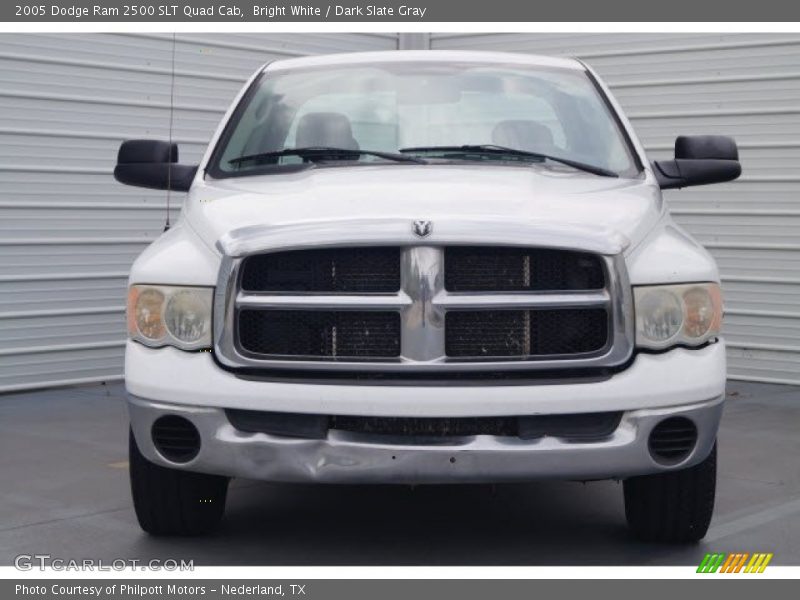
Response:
[229, 146, 426, 166]
[399, 144, 618, 178]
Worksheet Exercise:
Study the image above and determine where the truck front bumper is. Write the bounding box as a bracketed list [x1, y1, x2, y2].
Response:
[128, 394, 723, 484]
[127, 340, 726, 483]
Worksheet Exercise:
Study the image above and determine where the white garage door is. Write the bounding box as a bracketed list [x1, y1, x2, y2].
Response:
[430, 33, 800, 385]
[0, 33, 398, 392]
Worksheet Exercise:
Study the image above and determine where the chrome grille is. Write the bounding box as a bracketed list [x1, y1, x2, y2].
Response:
[215, 244, 633, 374]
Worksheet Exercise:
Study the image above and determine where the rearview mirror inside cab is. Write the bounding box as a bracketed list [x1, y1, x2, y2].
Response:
[652, 135, 741, 190]
[114, 139, 198, 191]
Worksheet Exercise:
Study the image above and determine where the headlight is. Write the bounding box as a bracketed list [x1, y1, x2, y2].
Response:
[127, 285, 213, 350]
[634, 283, 722, 350]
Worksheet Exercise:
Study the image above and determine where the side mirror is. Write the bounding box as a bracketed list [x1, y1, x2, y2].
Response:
[652, 135, 741, 190]
[114, 140, 198, 191]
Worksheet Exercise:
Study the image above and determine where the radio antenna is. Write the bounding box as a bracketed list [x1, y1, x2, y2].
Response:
[164, 32, 177, 232]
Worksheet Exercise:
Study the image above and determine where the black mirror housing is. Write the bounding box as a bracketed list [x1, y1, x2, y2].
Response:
[114, 140, 198, 191]
[118, 139, 178, 164]
[653, 135, 741, 190]
[675, 135, 738, 161]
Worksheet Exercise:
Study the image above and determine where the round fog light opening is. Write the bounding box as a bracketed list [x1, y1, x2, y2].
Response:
[648, 417, 698, 465]
[151, 415, 200, 463]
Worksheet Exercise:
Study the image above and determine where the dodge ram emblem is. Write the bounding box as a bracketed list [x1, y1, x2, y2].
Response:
[413, 220, 432, 238]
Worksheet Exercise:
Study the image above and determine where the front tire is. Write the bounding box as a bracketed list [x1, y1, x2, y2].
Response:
[129, 428, 228, 535]
[624, 443, 717, 543]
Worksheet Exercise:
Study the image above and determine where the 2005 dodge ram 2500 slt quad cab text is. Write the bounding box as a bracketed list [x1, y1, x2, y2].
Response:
[116, 51, 741, 541]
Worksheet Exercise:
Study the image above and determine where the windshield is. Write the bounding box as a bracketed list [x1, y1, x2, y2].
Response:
[210, 61, 639, 177]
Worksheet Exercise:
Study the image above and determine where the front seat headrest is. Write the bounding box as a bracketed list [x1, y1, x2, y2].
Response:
[492, 120, 556, 154]
[295, 112, 360, 150]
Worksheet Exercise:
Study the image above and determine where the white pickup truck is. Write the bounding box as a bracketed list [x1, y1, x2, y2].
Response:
[116, 50, 740, 541]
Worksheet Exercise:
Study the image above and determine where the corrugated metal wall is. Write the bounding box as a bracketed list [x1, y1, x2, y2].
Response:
[0, 33, 398, 392]
[430, 33, 800, 385]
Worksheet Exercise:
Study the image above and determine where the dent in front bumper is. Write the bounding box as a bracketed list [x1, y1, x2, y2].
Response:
[128, 395, 723, 484]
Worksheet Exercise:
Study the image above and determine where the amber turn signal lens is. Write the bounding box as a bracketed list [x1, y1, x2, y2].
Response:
[134, 288, 167, 340]
[683, 284, 723, 339]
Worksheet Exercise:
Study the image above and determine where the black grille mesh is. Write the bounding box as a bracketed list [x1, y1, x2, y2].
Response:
[241, 247, 401, 293]
[446, 309, 608, 357]
[223, 409, 623, 439]
[330, 415, 518, 437]
[238, 310, 401, 358]
[445, 246, 604, 292]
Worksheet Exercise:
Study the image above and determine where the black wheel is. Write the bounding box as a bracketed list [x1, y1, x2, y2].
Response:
[624, 443, 717, 543]
[129, 428, 228, 535]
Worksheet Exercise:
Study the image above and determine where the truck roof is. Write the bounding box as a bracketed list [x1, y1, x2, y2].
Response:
[264, 50, 585, 73]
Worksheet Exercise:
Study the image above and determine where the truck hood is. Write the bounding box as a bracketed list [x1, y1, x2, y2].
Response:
[185, 164, 664, 256]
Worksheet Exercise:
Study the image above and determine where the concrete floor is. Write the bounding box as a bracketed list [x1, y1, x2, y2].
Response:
[0, 380, 798, 566]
